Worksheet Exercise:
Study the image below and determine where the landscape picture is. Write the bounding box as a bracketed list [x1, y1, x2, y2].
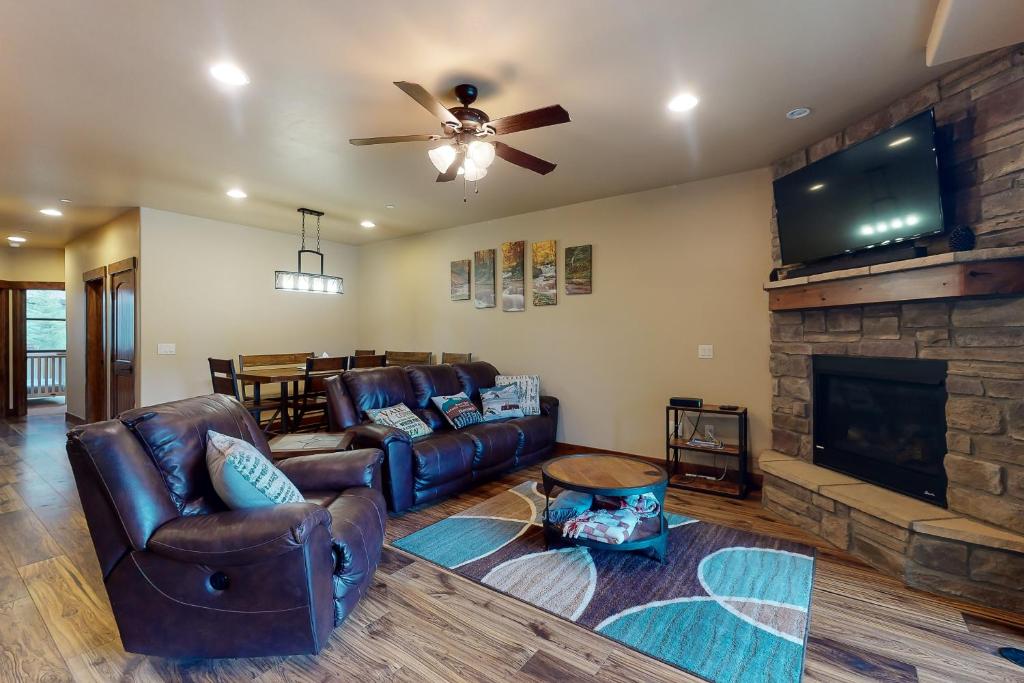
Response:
[501, 241, 525, 312]
[565, 244, 593, 294]
[474, 249, 496, 308]
[532, 239, 557, 306]
[450, 259, 470, 300]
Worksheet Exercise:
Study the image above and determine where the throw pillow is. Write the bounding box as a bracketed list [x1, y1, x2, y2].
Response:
[479, 385, 525, 421]
[495, 374, 541, 416]
[431, 392, 483, 429]
[206, 431, 305, 509]
[366, 403, 434, 439]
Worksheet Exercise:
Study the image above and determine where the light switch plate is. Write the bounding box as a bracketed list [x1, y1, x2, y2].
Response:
[698, 344, 714, 359]
[158, 343, 176, 355]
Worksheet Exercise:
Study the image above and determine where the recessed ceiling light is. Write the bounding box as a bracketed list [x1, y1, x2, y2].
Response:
[39, 208, 62, 216]
[209, 63, 250, 86]
[385, 204, 395, 210]
[809, 183, 825, 191]
[360, 220, 376, 229]
[667, 93, 700, 112]
[226, 188, 247, 199]
[7, 236, 27, 243]
[888, 136, 912, 148]
[59, 198, 72, 203]
[786, 107, 812, 120]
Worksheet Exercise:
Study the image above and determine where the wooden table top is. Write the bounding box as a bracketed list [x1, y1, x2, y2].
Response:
[236, 366, 335, 383]
[543, 454, 666, 493]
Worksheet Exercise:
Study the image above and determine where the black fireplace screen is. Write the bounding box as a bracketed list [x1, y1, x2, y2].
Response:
[813, 355, 948, 506]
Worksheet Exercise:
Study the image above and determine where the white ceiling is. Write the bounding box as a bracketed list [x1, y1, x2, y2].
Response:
[0, 0, 964, 248]
[926, 0, 1024, 66]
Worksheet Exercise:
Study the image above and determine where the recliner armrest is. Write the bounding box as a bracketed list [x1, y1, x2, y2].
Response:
[276, 448, 383, 491]
[348, 423, 411, 449]
[540, 395, 559, 417]
[147, 503, 331, 566]
[345, 423, 415, 512]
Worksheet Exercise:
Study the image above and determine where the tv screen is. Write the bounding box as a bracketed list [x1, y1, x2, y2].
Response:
[773, 110, 944, 266]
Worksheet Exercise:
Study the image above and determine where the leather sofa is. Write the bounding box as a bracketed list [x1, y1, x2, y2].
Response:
[326, 361, 559, 512]
[66, 393, 386, 658]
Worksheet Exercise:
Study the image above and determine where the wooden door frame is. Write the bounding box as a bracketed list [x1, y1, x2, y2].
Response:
[0, 281, 66, 417]
[83, 266, 107, 422]
[0, 288, 8, 416]
[108, 257, 137, 416]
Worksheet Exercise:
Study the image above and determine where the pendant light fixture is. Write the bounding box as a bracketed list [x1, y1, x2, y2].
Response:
[274, 208, 344, 294]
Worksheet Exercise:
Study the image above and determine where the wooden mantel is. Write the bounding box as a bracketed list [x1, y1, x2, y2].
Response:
[765, 246, 1024, 311]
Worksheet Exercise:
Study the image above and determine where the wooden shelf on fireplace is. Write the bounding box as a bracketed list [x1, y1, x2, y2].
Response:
[768, 257, 1024, 311]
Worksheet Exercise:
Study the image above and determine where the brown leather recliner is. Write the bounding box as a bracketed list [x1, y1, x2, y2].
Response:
[66, 393, 386, 658]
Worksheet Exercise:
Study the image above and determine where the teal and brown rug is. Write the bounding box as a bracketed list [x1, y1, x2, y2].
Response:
[393, 481, 815, 683]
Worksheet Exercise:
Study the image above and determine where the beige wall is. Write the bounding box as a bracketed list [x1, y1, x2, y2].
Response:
[138, 208, 360, 406]
[358, 168, 774, 460]
[0, 247, 65, 282]
[64, 209, 141, 420]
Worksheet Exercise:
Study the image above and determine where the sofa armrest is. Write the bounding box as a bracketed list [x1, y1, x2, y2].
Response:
[276, 448, 383, 492]
[345, 423, 415, 512]
[147, 503, 331, 566]
[540, 395, 559, 417]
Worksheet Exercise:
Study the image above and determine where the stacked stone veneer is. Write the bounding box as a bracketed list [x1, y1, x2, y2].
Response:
[763, 44, 1024, 610]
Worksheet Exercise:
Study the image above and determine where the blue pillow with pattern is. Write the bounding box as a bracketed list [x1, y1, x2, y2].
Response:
[431, 392, 483, 429]
[480, 385, 525, 421]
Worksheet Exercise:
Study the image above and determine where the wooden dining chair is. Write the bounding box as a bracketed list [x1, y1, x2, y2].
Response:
[208, 358, 281, 432]
[354, 349, 376, 356]
[385, 351, 433, 367]
[348, 354, 387, 369]
[238, 352, 313, 402]
[441, 352, 472, 364]
[291, 356, 347, 431]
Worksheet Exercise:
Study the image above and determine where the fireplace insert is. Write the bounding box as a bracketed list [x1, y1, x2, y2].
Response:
[813, 355, 948, 506]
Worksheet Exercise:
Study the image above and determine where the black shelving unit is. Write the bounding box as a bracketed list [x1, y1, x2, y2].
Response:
[665, 403, 749, 499]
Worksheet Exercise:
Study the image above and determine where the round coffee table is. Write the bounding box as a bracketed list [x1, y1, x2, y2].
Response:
[541, 454, 668, 563]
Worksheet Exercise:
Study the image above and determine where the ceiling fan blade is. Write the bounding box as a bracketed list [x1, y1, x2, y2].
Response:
[349, 134, 441, 146]
[437, 148, 465, 182]
[394, 81, 461, 126]
[488, 105, 570, 135]
[494, 141, 557, 175]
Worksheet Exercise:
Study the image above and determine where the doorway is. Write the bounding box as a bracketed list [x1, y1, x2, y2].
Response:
[108, 258, 136, 418]
[83, 266, 106, 421]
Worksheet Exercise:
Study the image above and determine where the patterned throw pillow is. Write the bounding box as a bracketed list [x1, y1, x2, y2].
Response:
[480, 385, 525, 421]
[495, 374, 541, 416]
[206, 431, 304, 509]
[366, 403, 434, 439]
[431, 392, 483, 429]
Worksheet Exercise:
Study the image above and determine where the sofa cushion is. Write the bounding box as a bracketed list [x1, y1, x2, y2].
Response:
[366, 403, 433, 439]
[411, 433, 475, 490]
[343, 367, 416, 413]
[411, 407, 447, 431]
[496, 375, 541, 416]
[452, 361, 500, 401]
[432, 392, 484, 429]
[406, 364, 463, 408]
[508, 415, 557, 455]
[206, 431, 305, 509]
[460, 422, 522, 470]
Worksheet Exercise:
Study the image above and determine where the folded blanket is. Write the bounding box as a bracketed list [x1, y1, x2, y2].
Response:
[562, 508, 640, 545]
[594, 492, 661, 519]
[547, 490, 594, 524]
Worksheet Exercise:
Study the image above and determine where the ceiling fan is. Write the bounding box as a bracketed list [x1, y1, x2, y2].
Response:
[349, 82, 570, 184]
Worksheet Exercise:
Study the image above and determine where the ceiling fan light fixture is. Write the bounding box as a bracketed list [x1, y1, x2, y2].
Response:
[467, 140, 495, 169]
[463, 158, 487, 182]
[428, 144, 457, 173]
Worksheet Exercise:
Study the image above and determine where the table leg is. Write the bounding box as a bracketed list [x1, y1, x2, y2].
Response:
[279, 381, 290, 433]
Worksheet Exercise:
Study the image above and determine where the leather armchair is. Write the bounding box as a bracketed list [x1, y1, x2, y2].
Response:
[66, 393, 386, 658]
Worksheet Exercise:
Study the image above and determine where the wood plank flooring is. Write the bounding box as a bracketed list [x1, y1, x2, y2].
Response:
[1, 408, 1023, 682]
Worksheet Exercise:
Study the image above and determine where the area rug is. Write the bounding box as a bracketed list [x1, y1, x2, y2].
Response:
[393, 481, 815, 683]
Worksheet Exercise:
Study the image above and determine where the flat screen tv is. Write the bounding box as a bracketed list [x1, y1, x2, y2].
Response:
[773, 110, 945, 266]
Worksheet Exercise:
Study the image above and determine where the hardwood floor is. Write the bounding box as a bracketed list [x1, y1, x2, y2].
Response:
[1, 410, 1023, 682]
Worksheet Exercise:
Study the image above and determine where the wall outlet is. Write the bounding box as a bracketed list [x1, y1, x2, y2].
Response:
[158, 343, 176, 355]
[698, 344, 714, 359]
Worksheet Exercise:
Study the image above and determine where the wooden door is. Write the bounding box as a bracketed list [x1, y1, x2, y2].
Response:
[0, 288, 8, 416]
[10, 290, 27, 416]
[84, 269, 106, 422]
[109, 261, 136, 417]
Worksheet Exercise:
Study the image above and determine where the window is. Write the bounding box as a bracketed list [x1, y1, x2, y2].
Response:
[26, 290, 66, 352]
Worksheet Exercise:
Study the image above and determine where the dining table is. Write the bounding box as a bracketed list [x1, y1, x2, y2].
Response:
[235, 365, 338, 434]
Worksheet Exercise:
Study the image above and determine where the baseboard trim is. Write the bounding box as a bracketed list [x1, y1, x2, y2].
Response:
[553, 441, 763, 490]
[64, 412, 85, 425]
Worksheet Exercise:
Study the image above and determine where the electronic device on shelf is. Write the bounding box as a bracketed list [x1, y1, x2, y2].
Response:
[669, 396, 703, 409]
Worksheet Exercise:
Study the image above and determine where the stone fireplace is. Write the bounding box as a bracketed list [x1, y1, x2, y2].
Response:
[761, 44, 1024, 611]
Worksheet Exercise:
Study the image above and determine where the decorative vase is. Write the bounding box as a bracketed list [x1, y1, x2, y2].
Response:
[948, 225, 976, 252]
